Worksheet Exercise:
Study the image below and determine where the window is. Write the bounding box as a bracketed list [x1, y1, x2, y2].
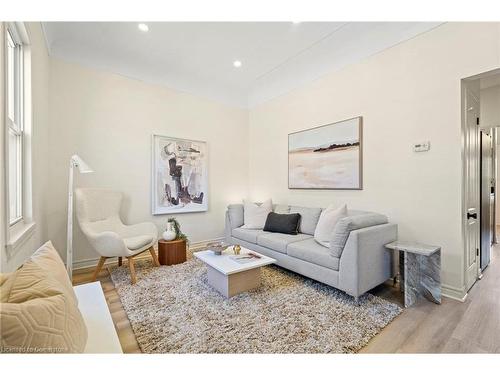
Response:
[4, 22, 34, 254]
[6, 26, 24, 225]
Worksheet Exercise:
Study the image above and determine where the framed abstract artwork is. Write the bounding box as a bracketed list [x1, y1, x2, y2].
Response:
[288, 116, 363, 190]
[152, 135, 208, 214]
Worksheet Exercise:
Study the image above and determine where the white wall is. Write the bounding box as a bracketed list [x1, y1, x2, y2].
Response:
[0, 22, 50, 272]
[48, 59, 249, 267]
[248, 22, 500, 299]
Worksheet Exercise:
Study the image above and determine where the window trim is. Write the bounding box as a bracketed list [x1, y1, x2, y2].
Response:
[6, 26, 24, 226]
[3, 22, 34, 255]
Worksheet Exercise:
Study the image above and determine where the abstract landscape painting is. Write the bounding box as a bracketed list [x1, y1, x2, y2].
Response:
[288, 117, 362, 189]
[152, 135, 208, 214]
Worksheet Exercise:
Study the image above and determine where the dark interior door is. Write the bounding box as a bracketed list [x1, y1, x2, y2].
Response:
[480, 130, 493, 270]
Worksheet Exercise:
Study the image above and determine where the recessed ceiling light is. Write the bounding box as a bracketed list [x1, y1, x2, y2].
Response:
[233, 60, 242, 68]
[138, 23, 149, 32]
[292, 21, 301, 24]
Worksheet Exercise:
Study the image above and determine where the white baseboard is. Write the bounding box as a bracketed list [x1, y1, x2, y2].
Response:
[441, 283, 468, 302]
[73, 237, 225, 271]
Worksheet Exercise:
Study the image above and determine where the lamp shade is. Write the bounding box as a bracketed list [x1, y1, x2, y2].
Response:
[71, 154, 93, 173]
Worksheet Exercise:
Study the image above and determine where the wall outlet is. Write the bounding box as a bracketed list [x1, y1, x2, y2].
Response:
[413, 141, 430, 152]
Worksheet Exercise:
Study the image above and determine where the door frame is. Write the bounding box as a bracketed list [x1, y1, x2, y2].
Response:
[492, 128, 497, 245]
[460, 68, 500, 298]
[461, 79, 481, 295]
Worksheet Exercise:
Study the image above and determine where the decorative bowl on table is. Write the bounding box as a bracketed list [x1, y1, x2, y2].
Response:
[206, 241, 230, 255]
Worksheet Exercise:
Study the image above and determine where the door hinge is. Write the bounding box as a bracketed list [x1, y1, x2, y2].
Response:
[477, 248, 479, 256]
[477, 117, 480, 125]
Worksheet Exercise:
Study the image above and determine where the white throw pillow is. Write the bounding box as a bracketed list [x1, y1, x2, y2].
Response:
[314, 204, 348, 248]
[241, 199, 273, 229]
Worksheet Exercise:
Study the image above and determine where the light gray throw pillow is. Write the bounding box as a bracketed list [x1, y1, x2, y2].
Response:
[289, 206, 322, 235]
[227, 204, 244, 228]
[241, 199, 273, 229]
[330, 213, 389, 257]
[314, 204, 347, 248]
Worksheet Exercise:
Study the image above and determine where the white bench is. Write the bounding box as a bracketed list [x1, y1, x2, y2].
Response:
[73, 281, 123, 353]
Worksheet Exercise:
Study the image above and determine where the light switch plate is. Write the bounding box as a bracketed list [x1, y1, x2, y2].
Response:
[414, 141, 430, 152]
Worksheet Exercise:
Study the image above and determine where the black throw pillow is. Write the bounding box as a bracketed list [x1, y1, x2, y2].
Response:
[263, 212, 301, 235]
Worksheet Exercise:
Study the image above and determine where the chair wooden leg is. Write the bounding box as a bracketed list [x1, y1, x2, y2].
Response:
[92, 257, 107, 281]
[118, 257, 122, 267]
[149, 247, 160, 267]
[128, 256, 137, 284]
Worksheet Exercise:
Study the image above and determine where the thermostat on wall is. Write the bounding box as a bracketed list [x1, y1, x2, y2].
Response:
[413, 141, 430, 152]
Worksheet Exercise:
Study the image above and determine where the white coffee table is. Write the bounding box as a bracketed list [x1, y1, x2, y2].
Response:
[193, 247, 276, 298]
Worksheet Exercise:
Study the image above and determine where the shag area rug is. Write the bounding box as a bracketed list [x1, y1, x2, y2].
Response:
[109, 252, 402, 353]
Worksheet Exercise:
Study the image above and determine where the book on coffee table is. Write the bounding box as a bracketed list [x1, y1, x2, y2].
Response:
[229, 253, 262, 264]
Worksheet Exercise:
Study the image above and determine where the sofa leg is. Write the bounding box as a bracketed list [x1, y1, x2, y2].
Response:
[92, 257, 107, 281]
[128, 256, 137, 284]
[118, 257, 122, 267]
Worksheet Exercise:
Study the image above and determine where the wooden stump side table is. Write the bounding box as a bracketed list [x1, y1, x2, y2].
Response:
[158, 239, 187, 266]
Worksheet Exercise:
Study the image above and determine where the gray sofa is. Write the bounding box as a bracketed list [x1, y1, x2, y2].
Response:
[225, 204, 397, 300]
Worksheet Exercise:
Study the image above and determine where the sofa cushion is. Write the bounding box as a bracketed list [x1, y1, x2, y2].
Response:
[232, 228, 265, 244]
[263, 212, 301, 235]
[257, 233, 312, 254]
[241, 200, 273, 229]
[330, 213, 389, 257]
[0, 261, 88, 353]
[289, 206, 322, 235]
[227, 204, 244, 228]
[287, 238, 340, 271]
[273, 204, 290, 214]
[314, 204, 347, 247]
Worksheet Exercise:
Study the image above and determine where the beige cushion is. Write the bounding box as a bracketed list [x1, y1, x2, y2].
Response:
[0, 243, 88, 353]
[0, 273, 16, 303]
[123, 235, 153, 250]
[29, 241, 78, 305]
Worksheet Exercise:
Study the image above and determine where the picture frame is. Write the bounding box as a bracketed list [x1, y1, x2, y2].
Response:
[288, 116, 363, 190]
[152, 134, 208, 214]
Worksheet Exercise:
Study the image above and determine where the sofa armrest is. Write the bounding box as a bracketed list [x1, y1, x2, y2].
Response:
[338, 223, 397, 298]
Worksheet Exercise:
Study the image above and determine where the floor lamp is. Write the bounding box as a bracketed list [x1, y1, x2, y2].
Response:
[67, 154, 93, 279]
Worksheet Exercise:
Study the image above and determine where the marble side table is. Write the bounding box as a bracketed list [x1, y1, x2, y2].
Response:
[385, 241, 441, 308]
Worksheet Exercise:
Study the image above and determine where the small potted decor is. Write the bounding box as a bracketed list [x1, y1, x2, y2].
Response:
[163, 217, 188, 242]
[158, 217, 188, 266]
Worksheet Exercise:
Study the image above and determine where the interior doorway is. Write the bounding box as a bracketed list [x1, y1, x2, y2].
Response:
[462, 68, 500, 293]
[480, 127, 494, 270]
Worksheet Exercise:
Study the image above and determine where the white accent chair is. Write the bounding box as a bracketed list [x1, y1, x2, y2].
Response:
[75, 188, 159, 284]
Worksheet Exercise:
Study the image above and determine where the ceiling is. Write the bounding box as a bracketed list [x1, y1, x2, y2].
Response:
[42, 22, 442, 108]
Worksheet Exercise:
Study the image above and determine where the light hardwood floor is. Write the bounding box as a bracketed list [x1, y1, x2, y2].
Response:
[72, 244, 500, 353]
